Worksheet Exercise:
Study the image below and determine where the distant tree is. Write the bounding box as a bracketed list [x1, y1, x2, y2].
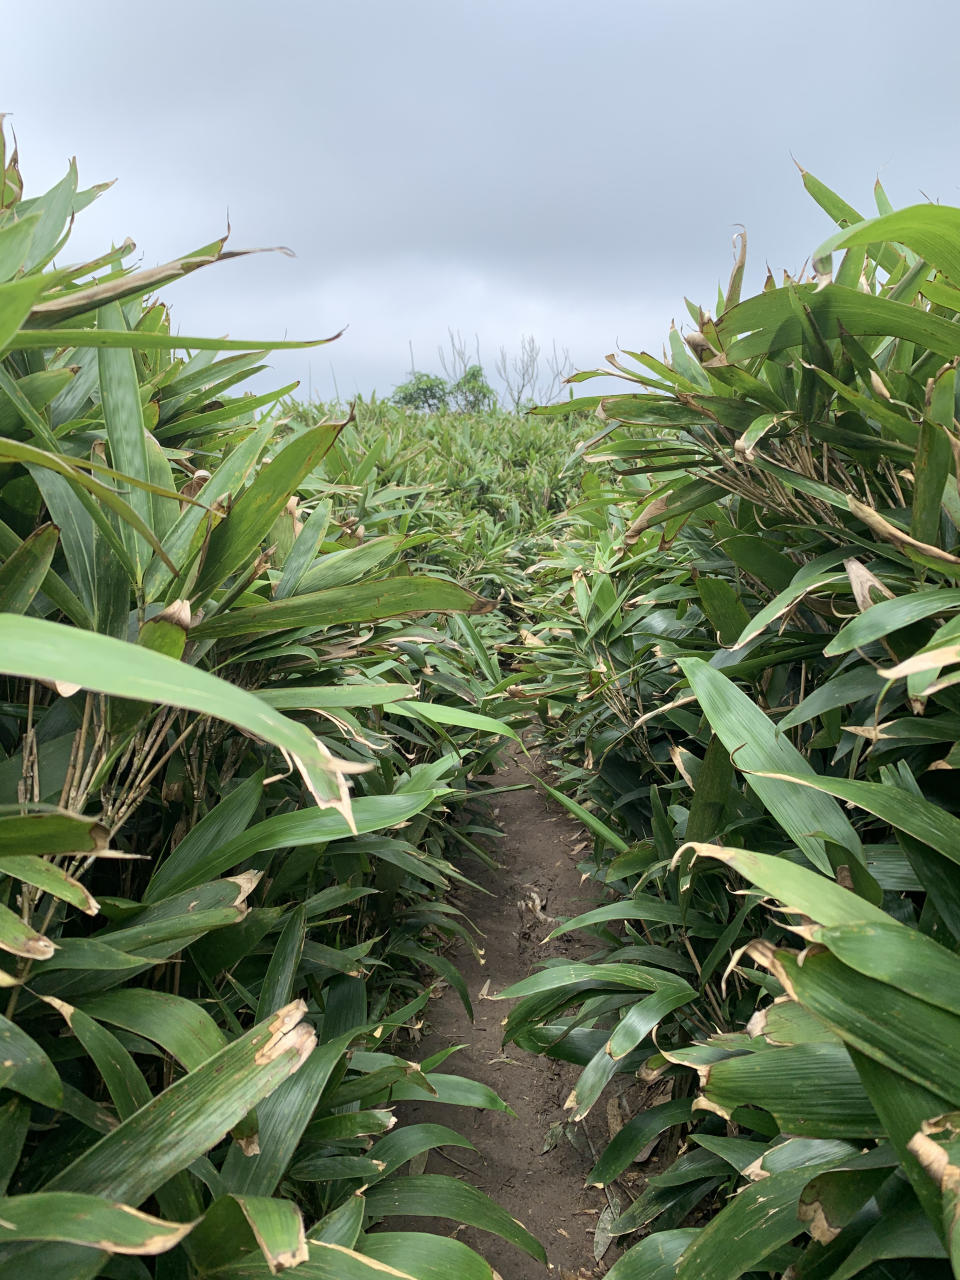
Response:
[448, 363, 497, 414]
[391, 371, 449, 412]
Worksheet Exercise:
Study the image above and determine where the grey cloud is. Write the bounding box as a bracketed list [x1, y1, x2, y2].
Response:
[8, 0, 960, 403]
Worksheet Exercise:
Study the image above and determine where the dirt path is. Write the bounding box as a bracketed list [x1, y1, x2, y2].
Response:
[395, 745, 616, 1278]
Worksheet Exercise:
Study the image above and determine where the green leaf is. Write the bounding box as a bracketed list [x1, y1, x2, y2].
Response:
[300, 1110, 394, 1145]
[187, 1194, 307, 1275]
[205, 1240, 421, 1279]
[699, 1041, 883, 1138]
[365, 1123, 474, 1180]
[0, 362, 71, 449]
[824, 1188, 948, 1280]
[766, 947, 960, 1109]
[750, 999, 840, 1047]
[191, 423, 344, 601]
[143, 770, 263, 904]
[607, 982, 696, 1060]
[98, 301, 153, 577]
[256, 904, 306, 1020]
[604, 1229, 700, 1280]
[16, 161, 82, 272]
[0, 1098, 29, 1196]
[533, 777, 630, 852]
[272, 502, 331, 598]
[391, 700, 519, 741]
[143, 420, 273, 602]
[718, 284, 960, 364]
[587, 1099, 694, 1187]
[674, 1161, 848, 1280]
[308, 1195, 364, 1248]
[360, 1232, 494, 1280]
[362, 1174, 546, 1263]
[752, 771, 960, 872]
[192, 575, 491, 640]
[146, 790, 439, 901]
[0, 277, 48, 356]
[696, 577, 751, 646]
[219, 1033, 354, 1198]
[679, 658, 862, 870]
[684, 845, 889, 927]
[388, 1071, 513, 1113]
[730, 569, 848, 650]
[815, 922, 960, 1017]
[295, 535, 404, 595]
[256, 683, 415, 711]
[852, 1049, 950, 1233]
[0, 212, 39, 283]
[24, 466, 126, 632]
[393, 941, 473, 1019]
[0, 517, 89, 626]
[11, 328, 340, 354]
[623, 478, 727, 535]
[158, 382, 297, 443]
[0, 1193, 192, 1255]
[0, 855, 97, 915]
[497, 962, 665, 1002]
[0, 523, 59, 613]
[0, 1015, 63, 1108]
[0, 615, 354, 811]
[45, 1001, 315, 1202]
[823, 589, 960, 656]
[4, 436, 175, 571]
[42, 1000, 150, 1119]
[691, 1135, 770, 1173]
[0, 808, 106, 858]
[778, 666, 888, 731]
[290, 1155, 388, 1182]
[546, 898, 685, 939]
[78, 990, 227, 1071]
[0, 900, 55, 960]
[52, 877, 254, 965]
[913, 420, 953, 551]
[684, 733, 734, 844]
[721, 532, 796, 594]
[814, 204, 960, 288]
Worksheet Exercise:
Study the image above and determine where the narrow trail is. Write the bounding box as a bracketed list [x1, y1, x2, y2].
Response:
[395, 745, 618, 1279]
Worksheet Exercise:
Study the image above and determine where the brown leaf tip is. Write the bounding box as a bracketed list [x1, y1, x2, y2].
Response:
[156, 599, 192, 631]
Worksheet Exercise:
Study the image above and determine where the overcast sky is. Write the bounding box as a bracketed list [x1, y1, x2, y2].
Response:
[7, 1, 960, 406]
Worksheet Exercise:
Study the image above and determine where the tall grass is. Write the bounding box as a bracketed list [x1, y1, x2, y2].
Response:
[10, 119, 960, 1280]
[0, 129, 559, 1279]
[510, 174, 960, 1278]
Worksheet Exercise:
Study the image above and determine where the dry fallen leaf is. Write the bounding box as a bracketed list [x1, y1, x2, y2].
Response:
[594, 1199, 620, 1262]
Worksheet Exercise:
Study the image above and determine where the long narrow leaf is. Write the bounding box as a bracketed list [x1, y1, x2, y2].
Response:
[0, 615, 357, 813]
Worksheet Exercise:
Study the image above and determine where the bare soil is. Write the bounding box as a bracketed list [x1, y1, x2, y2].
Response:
[393, 745, 620, 1278]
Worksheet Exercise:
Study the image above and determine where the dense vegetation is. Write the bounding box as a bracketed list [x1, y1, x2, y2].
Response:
[508, 177, 960, 1278]
[0, 128, 580, 1278]
[4, 120, 960, 1280]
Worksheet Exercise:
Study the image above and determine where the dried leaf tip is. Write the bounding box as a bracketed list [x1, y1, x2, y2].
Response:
[255, 999, 316, 1069]
[155, 599, 192, 631]
[907, 1114, 960, 1189]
